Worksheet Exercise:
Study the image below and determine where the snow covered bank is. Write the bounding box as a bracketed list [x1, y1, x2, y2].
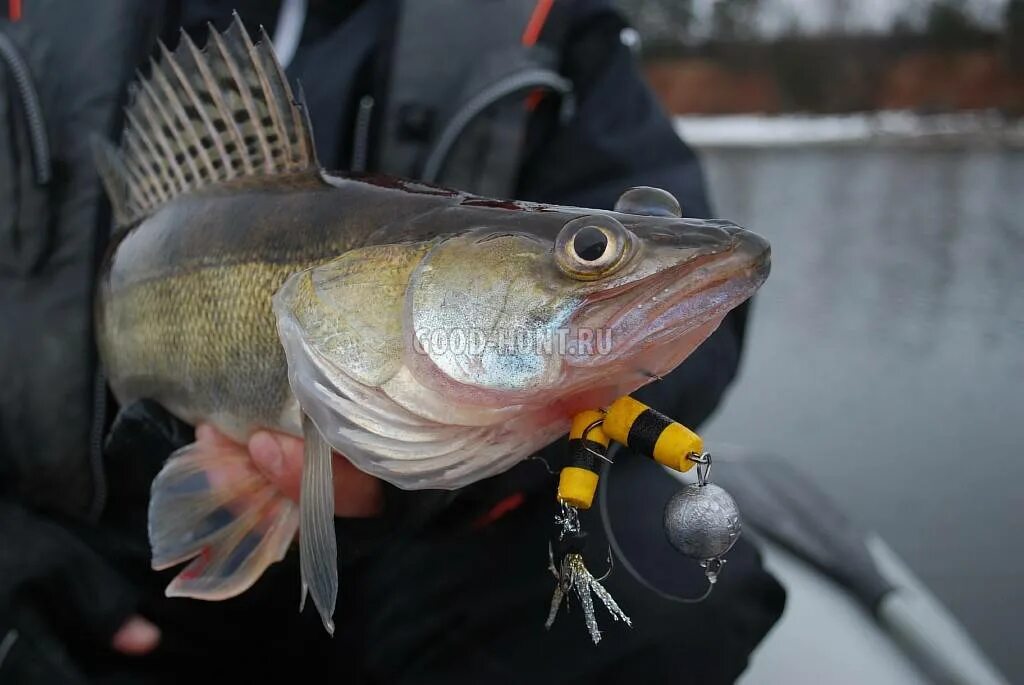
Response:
[674, 111, 1024, 148]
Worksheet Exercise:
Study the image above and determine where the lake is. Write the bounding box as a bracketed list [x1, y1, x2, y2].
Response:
[690, 138, 1024, 680]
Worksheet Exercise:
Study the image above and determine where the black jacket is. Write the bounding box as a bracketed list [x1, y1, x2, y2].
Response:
[0, 2, 780, 683]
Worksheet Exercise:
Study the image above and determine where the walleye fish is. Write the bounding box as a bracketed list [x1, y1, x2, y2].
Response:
[94, 17, 770, 634]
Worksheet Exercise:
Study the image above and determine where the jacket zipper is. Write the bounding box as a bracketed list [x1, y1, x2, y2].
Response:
[0, 28, 51, 184]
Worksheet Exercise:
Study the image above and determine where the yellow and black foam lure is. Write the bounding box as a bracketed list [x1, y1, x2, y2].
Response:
[549, 396, 741, 644]
[557, 397, 704, 512]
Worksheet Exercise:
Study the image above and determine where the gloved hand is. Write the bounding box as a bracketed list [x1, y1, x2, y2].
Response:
[0, 401, 188, 682]
[0, 498, 160, 683]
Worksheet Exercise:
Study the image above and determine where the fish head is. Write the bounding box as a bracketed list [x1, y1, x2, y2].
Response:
[399, 195, 771, 415]
[273, 187, 769, 488]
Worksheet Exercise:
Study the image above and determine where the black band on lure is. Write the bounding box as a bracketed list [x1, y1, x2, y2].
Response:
[626, 408, 671, 456]
[567, 438, 605, 472]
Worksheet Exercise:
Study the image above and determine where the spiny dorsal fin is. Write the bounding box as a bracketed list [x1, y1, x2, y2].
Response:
[97, 14, 317, 227]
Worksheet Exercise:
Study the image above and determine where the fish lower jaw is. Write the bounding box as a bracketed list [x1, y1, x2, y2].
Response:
[563, 302, 725, 372]
[552, 316, 725, 418]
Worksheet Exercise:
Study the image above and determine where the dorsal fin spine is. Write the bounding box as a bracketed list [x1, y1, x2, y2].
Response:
[92, 137, 130, 226]
[210, 26, 273, 173]
[293, 81, 319, 170]
[195, 25, 253, 176]
[256, 27, 301, 167]
[159, 42, 219, 182]
[149, 56, 205, 187]
[137, 73, 189, 192]
[121, 127, 159, 206]
[124, 117, 170, 203]
[180, 29, 247, 178]
[239, 26, 290, 168]
[95, 14, 317, 227]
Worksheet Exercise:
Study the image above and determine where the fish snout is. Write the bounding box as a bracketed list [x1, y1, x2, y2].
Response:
[730, 225, 772, 281]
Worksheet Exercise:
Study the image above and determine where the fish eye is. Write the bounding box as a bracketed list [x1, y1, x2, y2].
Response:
[573, 226, 609, 261]
[555, 215, 635, 280]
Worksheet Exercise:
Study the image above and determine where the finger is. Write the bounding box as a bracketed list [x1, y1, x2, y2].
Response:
[248, 430, 304, 501]
[111, 615, 161, 656]
[332, 454, 383, 518]
[250, 431, 383, 517]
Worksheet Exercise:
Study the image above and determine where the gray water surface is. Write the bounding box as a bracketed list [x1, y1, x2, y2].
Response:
[697, 145, 1024, 679]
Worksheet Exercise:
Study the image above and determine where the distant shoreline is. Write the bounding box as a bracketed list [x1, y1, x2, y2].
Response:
[645, 43, 1024, 117]
[675, 111, 1024, 148]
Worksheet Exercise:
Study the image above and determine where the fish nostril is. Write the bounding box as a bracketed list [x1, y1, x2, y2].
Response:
[646, 230, 678, 241]
[615, 186, 682, 218]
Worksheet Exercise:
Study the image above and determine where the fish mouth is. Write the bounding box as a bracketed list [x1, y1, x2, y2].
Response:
[566, 228, 771, 367]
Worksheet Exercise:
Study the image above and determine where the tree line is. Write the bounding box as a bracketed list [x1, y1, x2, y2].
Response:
[617, 0, 1022, 53]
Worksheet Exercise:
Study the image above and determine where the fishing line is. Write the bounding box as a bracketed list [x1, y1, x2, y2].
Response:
[597, 446, 714, 604]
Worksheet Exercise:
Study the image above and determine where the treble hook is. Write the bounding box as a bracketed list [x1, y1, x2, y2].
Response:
[594, 545, 615, 582]
[548, 540, 615, 585]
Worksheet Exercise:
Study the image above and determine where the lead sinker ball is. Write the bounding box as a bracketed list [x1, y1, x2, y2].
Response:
[664, 482, 742, 560]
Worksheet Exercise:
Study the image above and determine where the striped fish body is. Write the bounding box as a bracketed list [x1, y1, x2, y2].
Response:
[97, 173, 453, 441]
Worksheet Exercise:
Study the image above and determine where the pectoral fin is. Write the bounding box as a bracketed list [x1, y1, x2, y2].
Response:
[299, 416, 338, 635]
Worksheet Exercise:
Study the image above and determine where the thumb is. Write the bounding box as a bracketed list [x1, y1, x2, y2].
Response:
[248, 429, 383, 517]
